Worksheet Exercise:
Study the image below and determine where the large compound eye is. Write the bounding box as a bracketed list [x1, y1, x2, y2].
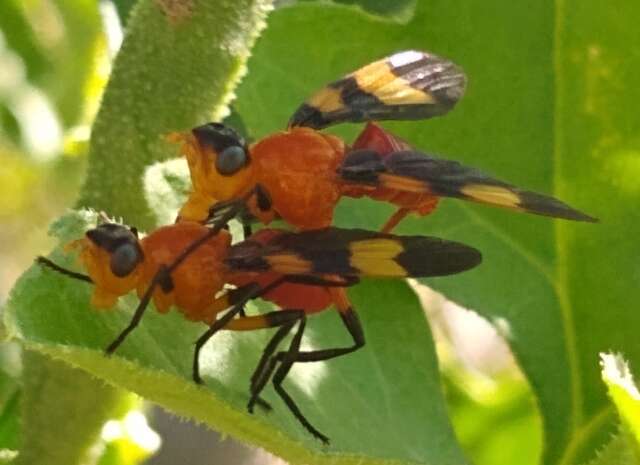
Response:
[110, 243, 142, 277]
[215, 145, 247, 175]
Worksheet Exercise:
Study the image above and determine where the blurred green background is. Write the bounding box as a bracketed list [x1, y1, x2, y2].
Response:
[0, 0, 102, 300]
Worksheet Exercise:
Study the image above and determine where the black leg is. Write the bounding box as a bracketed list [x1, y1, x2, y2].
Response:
[105, 265, 172, 354]
[248, 308, 365, 444]
[206, 183, 266, 227]
[247, 327, 290, 412]
[193, 303, 247, 384]
[238, 305, 247, 318]
[192, 284, 262, 384]
[243, 223, 253, 239]
[276, 308, 365, 363]
[246, 309, 305, 413]
[252, 397, 272, 412]
[167, 198, 247, 276]
[271, 316, 330, 444]
[254, 184, 272, 212]
[192, 276, 288, 384]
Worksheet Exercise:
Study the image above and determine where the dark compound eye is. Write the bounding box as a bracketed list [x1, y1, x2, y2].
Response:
[192, 123, 245, 151]
[216, 145, 247, 175]
[110, 242, 142, 278]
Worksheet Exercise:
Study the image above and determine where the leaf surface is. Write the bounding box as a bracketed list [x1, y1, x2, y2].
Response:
[600, 353, 640, 459]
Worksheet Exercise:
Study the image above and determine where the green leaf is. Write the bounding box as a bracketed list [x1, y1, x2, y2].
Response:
[0, 367, 20, 451]
[0, 450, 17, 465]
[46, 1, 103, 127]
[600, 354, 640, 456]
[0, 0, 50, 82]
[583, 433, 640, 465]
[111, 0, 138, 25]
[96, 408, 160, 465]
[13, 350, 125, 465]
[443, 371, 541, 465]
[299, 0, 417, 23]
[0, 391, 20, 452]
[143, 159, 190, 225]
[233, 1, 640, 464]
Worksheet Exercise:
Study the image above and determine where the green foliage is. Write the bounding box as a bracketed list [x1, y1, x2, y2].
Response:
[443, 370, 541, 465]
[12, 351, 125, 465]
[0, 450, 17, 465]
[0, 1, 48, 83]
[599, 353, 640, 461]
[2, 0, 640, 465]
[112, 0, 138, 24]
[298, 0, 417, 23]
[584, 433, 639, 465]
[0, 366, 20, 451]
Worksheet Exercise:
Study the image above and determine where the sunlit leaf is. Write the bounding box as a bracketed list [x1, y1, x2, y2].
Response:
[110, 0, 137, 25]
[600, 353, 640, 455]
[300, 0, 416, 23]
[0, 0, 49, 81]
[0, 368, 20, 451]
[584, 433, 639, 465]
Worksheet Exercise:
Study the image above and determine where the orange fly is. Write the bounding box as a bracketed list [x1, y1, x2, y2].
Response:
[37, 209, 481, 443]
[170, 49, 596, 233]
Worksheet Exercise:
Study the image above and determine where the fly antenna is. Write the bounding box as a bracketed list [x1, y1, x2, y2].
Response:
[35, 256, 93, 284]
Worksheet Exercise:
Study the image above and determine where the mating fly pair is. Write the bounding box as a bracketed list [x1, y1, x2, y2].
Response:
[152, 48, 596, 441]
[38, 203, 481, 443]
[38, 49, 596, 444]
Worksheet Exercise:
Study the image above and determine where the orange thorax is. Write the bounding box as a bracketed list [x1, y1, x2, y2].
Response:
[138, 223, 231, 322]
[248, 127, 345, 229]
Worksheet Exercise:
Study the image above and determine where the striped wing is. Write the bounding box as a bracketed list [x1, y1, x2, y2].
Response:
[339, 149, 597, 222]
[226, 228, 481, 278]
[289, 50, 466, 129]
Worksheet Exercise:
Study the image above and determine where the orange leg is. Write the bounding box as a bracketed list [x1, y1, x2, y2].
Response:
[381, 207, 411, 233]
